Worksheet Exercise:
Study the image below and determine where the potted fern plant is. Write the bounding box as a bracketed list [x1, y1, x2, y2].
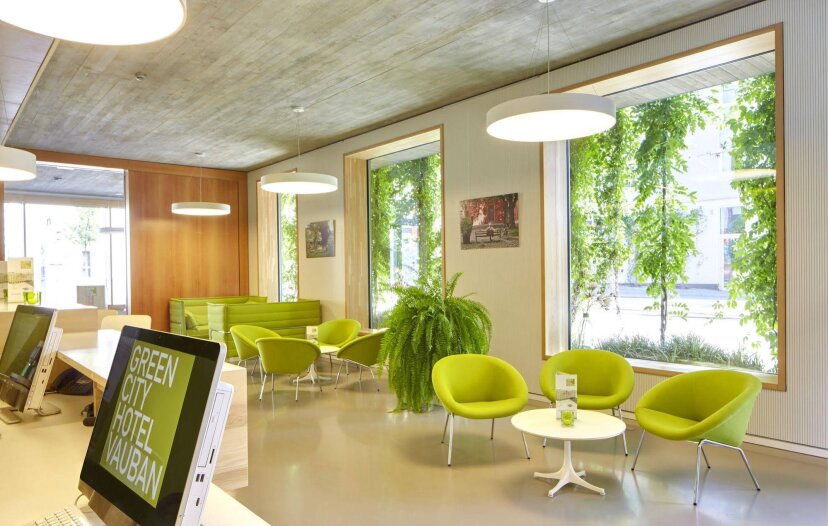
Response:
[378, 273, 492, 412]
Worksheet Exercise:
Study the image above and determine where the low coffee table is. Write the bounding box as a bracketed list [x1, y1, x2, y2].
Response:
[511, 409, 626, 497]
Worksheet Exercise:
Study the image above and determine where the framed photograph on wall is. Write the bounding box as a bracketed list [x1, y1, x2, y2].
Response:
[459, 193, 519, 250]
[305, 220, 335, 258]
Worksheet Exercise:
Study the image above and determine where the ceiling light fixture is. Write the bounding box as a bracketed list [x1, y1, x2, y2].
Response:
[0, 0, 187, 46]
[260, 107, 338, 195]
[171, 155, 231, 216]
[0, 76, 36, 181]
[485, 0, 615, 142]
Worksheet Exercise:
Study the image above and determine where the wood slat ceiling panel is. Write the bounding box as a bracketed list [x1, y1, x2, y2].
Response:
[7, 0, 757, 170]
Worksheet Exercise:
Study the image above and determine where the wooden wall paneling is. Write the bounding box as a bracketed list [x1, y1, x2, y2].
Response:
[129, 171, 202, 330]
[343, 157, 369, 327]
[235, 177, 249, 296]
[199, 177, 241, 297]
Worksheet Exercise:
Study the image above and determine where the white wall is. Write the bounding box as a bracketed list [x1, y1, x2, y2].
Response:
[249, 0, 828, 452]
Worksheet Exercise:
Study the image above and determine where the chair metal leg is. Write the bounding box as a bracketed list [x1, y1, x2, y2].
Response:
[358, 367, 363, 387]
[694, 441, 703, 505]
[258, 373, 268, 400]
[631, 431, 646, 471]
[447, 413, 454, 466]
[522, 432, 531, 459]
[700, 444, 711, 469]
[737, 446, 761, 491]
[542, 438, 547, 448]
[334, 361, 344, 389]
[615, 406, 629, 456]
[491, 419, 495, 440]
[328, 354, 333, 370]
[441, 412, 449, 444]
[369, 367, 380, 392]
[295, 374, 300, 401]
[272, 373, 276, 392]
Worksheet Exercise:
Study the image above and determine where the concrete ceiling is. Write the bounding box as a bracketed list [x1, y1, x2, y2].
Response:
[0, 21, 52, 141]
[6, 0, 758, 171]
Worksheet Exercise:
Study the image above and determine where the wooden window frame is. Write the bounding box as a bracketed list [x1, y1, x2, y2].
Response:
[541, 25, 786, 391]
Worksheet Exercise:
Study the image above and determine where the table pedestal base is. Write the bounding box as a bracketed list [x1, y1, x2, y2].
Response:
[534, 441, 605, 497]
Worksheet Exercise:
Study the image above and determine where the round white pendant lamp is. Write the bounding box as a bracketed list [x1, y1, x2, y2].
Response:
[486, 0, 616, 142]
[260, 106, 338, 195]
[261, 172, 338, 194]
[0, 0, 187, 46]
[486, 93, 616, 142]
[171, 155, 232, 216]
[171, 201, 230, 216]
[0, 145, 37, 182]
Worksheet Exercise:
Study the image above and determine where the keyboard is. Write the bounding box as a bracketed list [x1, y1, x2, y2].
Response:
[26, 507, 92, 526]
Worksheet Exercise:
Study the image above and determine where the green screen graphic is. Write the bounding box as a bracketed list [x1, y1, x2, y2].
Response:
[100, 341, 195, 507]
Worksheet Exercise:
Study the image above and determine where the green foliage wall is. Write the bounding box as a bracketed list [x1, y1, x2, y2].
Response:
[369, 153, 442, 325]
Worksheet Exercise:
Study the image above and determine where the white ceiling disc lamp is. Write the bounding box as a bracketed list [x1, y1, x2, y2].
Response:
[260, 106, 338, 195]
[0, 0, 187, 46]
[0, 74, 37, 181]
[0, 145, 37, 182]
[171, 153, 231, 216]
[486, 0, 615, 142]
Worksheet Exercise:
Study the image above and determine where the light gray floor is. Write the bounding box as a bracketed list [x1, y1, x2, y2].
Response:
[229, 363, 828, 526]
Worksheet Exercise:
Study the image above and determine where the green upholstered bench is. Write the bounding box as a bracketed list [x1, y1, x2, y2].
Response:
[207, 299, 321, 357]
[170, 296, 267, 340]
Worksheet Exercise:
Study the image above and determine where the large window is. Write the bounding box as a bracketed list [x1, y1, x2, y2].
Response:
[368, 142, 442, 327]
[3, 162, 128, 310]
[277, 192, 298, 301]
[565, 30, 783, 383]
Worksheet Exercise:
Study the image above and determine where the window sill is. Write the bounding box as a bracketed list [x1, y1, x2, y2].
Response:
[627, 358, 783, 391]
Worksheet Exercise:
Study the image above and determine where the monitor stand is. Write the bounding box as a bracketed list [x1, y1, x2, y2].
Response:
[0, 407, 22, 424]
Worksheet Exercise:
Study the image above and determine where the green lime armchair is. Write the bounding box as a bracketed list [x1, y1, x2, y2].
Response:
[432, 354, 530, 466]
[334, 332, 384, 391]
[540, 349, 634, 453]
[631, 369, 762, 504]
[256, 337, 321, 402]
[317, 319, 361, 347]
[230, 325, 279, 381]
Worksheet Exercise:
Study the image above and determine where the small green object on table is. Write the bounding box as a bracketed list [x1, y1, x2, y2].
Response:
[562, 410, 574, 427]
[24, 291, 41, 305]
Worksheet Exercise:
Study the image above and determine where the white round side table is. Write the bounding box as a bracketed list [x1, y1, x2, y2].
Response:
[511, 408, 626, 497]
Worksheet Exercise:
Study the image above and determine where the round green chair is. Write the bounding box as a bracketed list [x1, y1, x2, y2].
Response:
[229, 325, 278, 381]
[256, 337, 321, 402]
[432, 354, 530, 466]
[540, 349, 635, 453]
[631, 369, 762, 504]
[334, 332, 385, 391]
[317, 319, 361, 370]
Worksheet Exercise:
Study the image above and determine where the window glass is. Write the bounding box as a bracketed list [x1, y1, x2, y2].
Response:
[368, 142, 442, 327]
[277, 192, 298, 302]
[569, 66, 779, 375]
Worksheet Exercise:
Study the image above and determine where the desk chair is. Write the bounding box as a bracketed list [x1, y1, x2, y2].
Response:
[230, 325, 278, 381]
[99, 314, 152, 331]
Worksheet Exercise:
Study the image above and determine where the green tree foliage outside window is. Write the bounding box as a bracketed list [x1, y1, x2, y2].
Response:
[278, 193, 298, 302]
[569, 72, 778, 373]
[369, 152, 442, 327]
[727, 73, 778, 356]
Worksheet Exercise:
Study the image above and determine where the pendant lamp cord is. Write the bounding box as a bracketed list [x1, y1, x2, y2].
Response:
[546, 0, 551, 95]
[0, 75, 8, 145]
[296, 111, 302, 169]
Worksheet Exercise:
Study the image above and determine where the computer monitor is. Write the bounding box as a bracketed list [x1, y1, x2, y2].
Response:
[79, 326, 227, 526]
[0, 305, 59, 424]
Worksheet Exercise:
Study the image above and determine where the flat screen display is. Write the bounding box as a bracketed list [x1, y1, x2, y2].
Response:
[0, 305, 56, 378]
[81, 327, 223, 526]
